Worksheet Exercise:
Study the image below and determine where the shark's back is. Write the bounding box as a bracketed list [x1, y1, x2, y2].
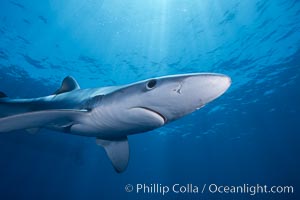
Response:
[0, 95, 62, 118]
[0, 76, 122, 118]
[0, 98, 30, 117]
[0, 76, 81, 117]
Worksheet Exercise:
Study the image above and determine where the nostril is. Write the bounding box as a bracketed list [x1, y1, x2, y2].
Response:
[173, 88, 181, 94]
[173, 83, 183, 94]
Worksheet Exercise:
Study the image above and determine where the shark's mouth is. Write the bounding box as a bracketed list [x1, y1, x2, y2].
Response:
[137, 107, 167, 124]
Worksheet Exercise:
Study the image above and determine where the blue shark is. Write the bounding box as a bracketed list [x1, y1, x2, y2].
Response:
[0, 73, 231, 172]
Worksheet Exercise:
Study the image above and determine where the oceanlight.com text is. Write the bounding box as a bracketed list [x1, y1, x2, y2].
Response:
[124, 183, 294, 196]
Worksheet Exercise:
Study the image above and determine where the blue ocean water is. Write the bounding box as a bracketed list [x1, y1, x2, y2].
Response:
[0, 0, 299, 199]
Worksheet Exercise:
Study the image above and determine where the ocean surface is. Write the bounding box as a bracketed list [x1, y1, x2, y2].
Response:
[0, 0, 299, 199]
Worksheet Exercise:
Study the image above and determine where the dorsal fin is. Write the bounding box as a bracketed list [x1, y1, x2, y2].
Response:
[0, 91, 8, 98]
[54, 76, 80, 95]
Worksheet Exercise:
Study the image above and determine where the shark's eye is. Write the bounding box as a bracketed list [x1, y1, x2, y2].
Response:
[146, 79, 157, 90]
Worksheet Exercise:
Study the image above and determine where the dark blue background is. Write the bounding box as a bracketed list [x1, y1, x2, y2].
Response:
[0, 0, 299, 199]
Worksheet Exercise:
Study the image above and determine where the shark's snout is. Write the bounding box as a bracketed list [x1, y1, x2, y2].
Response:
[182, 73, 231, 105]
[138, 73, 231, 124]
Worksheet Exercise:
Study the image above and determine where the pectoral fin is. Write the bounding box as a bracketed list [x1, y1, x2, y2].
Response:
[0, 109, 87, 133]
[96, 137, 129, 173]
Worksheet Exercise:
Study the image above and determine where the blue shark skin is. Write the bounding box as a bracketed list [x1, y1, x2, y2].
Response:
[0, 73, 231, 172]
